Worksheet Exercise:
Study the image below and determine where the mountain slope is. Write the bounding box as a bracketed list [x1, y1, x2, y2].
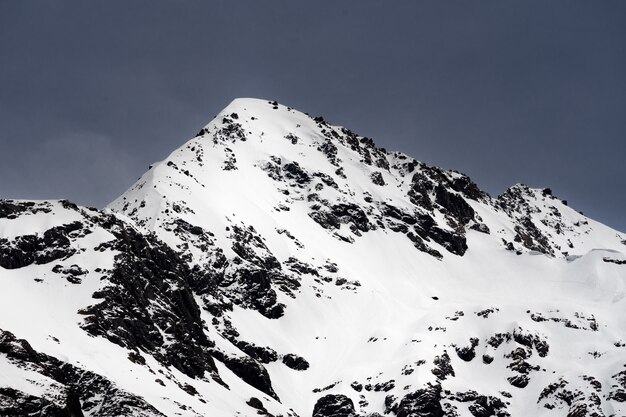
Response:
[1, 98, 625, 417]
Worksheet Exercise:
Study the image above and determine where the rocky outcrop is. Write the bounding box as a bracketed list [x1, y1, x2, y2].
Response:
[396, 384, 444, 417]
[81, 214, 221, 381]
[312, 394, 356, 417]
[0, 329, 164, 417]
[0, 222, 83, 269]
[282, 353, 309, 370]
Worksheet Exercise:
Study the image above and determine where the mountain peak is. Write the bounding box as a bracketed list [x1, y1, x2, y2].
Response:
[110, 98, 624, 263]
[2, 99, 625, 416]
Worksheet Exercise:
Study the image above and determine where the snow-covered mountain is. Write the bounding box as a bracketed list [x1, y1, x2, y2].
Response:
[1, 98, 625, 417]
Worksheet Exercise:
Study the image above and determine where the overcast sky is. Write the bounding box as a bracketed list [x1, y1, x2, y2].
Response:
[1, 1, 625, 232]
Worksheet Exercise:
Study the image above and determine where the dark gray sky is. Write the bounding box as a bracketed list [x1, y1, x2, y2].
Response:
[1, 1, 625, 232]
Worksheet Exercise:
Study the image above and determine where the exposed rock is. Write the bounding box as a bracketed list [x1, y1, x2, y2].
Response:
[370, 171, 385, 186]
[312, 394, 356, 417]
[449, 390, 510, 417]
[0, 329, 164, 417]
[282, 353, 310, 370]
[80, 214, 223, 381]
[432, 351, 455, 380]
[434, 185, 475, 225]
[217, 354, 278, 400]
[0, 222, 83, 269]
[396, 384, 443, 417]
[456, 338, 479, 362]
[0, 199, 52, 219]
[507, 374, 530, 389]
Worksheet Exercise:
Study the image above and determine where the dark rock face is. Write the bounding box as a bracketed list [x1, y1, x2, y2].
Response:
[408, 172, 434, 210]
[81, 214, 220, 381]
[283, 161, 311, 186]
[217, 355, 278, 400]
[309, 203, 372, 238]
[432, 351, 455, 380]
[225, 224, 288, 318]
[469, 222, 490, 234]
[507, 374, 530, 388]
[379, 203, 417, 225]
[212, 117, 246, 143]
[608, 370, 626, 402]
[434, 185, 475, 225]
[365, 380, 395, 392]
[513, 218, 553, 256]
[312, 394, 356, 417]
[247, 397, 271, 414]
[0, 329, 164, 417]
[414, 215, 467, 256]
[319, 139, 340, 166]
[0, 221, 83, 269]
[52, 263, 88, 284]
[0, 199, 53, 219]
[0, 387, 74, 417]
[603, 257, 626, 265]
[231, 268, 285, 318]
[396, 384, 443, 417]
[309, 210, 342, 230]
[449, 175, 485, 201]
[496, 185, 559, 256]
[350, 382, 363, 392]
[235, 341, 278, 364]
[456, 338, 479, 362]
[449, 390, 510, 417]
[331, 204, 372, 234]
[538, 376, 606, 417]
[282, 353, 310, 370]
[370, 171, 385, 186]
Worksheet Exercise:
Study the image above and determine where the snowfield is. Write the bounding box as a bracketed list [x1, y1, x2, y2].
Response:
[1, 98, 625, 416]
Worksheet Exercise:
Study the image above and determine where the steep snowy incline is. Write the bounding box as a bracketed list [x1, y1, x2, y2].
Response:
[0, 200, 298, 416]
[1, 98, 625, 417]
[103, 98, 626, 416]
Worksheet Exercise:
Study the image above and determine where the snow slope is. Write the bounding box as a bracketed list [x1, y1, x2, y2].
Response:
[1, 98, 626, 417]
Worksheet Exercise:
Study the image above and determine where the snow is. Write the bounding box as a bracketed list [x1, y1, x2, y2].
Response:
[1, 98, 625, 416]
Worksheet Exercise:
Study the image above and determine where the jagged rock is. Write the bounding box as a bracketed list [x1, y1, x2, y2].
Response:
[312, 394, 356, 417]
[331, 203, 372, 233]
[408, 171, 434, 210]
[218, 354, 278, 400]
[434, 185, 475, 225]
[370, 171, 385, 186]
[396, 384, 443, 417]
[450, 175, 485, 201]
[507, 374, 530, 388]
[283, 161, 311, 186]
[282, 353, 309, 370]
[0, 329, 164, 417]
[469, 222, 490, 234]
[350, 382, 363, 392]
[310, 210, 341, 230]
[235, 341, 278, 364]
[414, 214, 467, 256]
[456, 338, 479, 362]
[0, 222, 83, 269]
[0, 199, 52, 218]
[81, 215, 220, 380]
[450, 390, 510, 417]
[432, 351, 455, 380]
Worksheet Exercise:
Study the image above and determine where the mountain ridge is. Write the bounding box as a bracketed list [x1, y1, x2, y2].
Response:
[1, 98, 625, 417]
